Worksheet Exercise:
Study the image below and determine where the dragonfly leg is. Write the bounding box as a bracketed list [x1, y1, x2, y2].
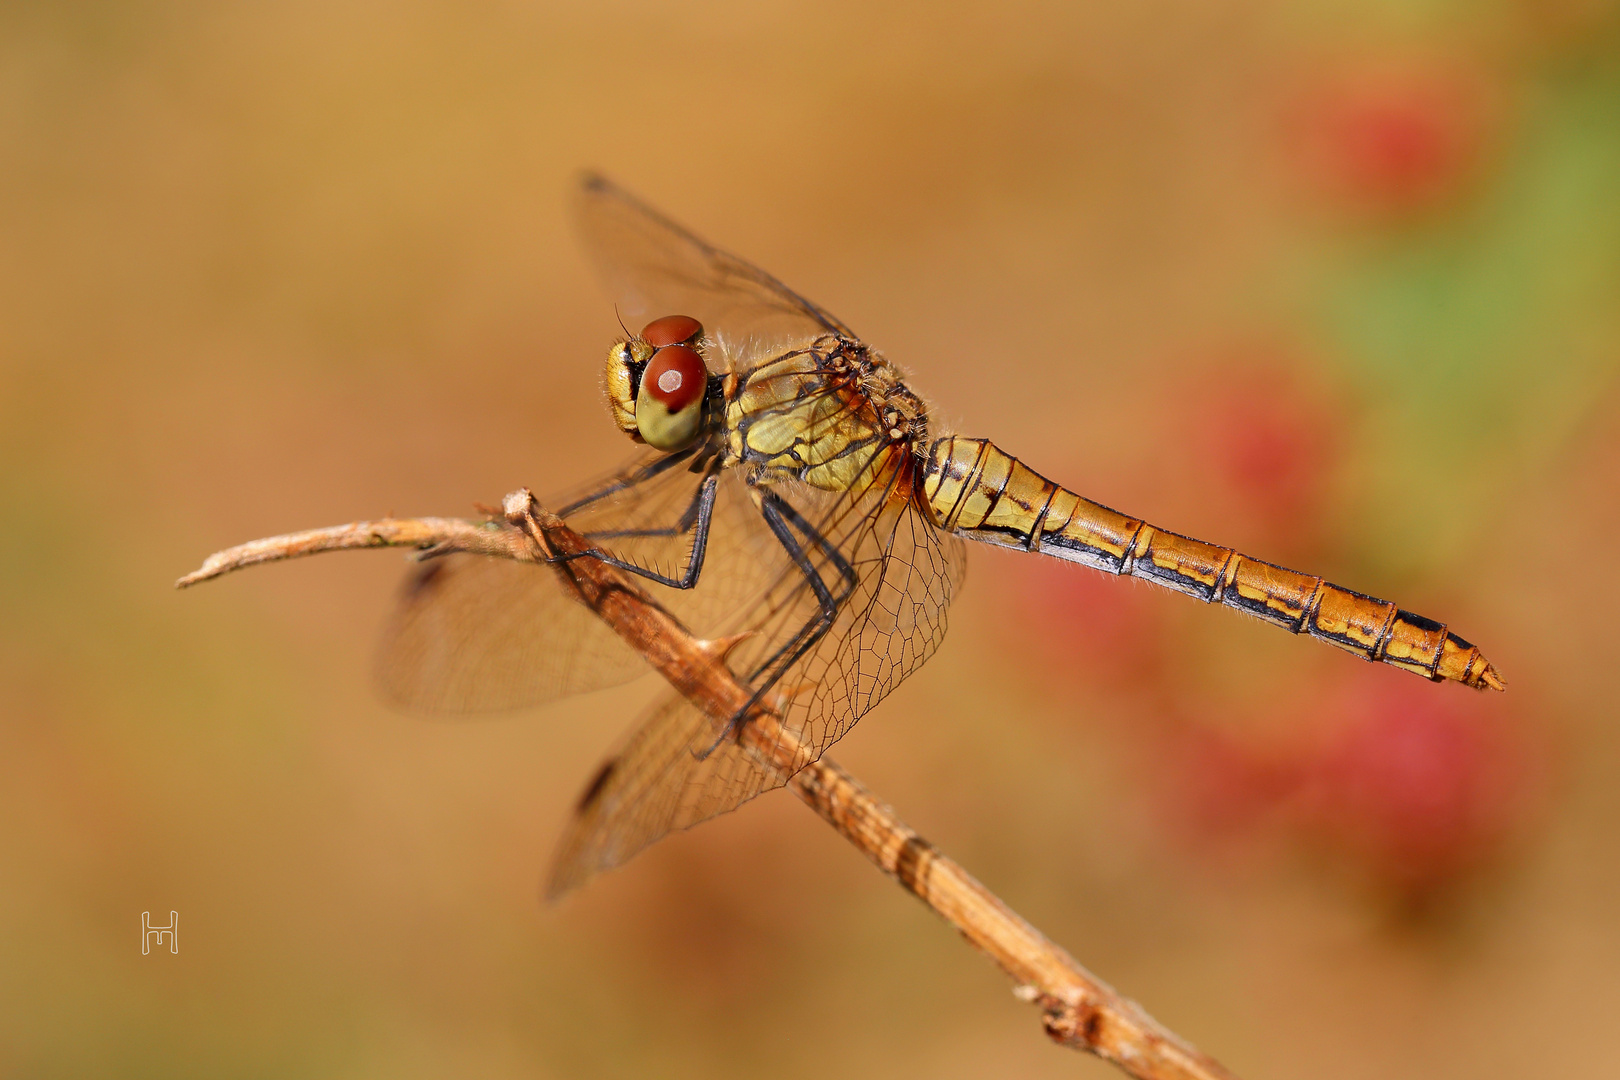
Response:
[761, 492, 861, 605]
[573, 470, 721, 590]
[580, 464, 713, 543]
[553, 443, 702, 517]
[693, 490, 858, 761]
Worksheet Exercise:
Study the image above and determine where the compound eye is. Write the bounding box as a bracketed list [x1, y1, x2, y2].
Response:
[604, 339, 653, 439]
[636, 343, 709, 451]
[641, 314, 704, 349]
[642, 344, 705, 411]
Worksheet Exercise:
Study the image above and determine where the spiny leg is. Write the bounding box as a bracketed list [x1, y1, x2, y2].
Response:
[565, 467, 722, 591]
[582, 465, 715, 543]
[692, 489, 858, 761]
[555, 442, 703, 517]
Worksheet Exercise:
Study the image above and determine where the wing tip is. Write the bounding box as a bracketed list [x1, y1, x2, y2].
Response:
[540, 866, 581, 905]
[542, 824, 608, 904]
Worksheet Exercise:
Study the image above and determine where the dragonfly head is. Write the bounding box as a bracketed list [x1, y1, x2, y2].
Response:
[604, 315, 711, 452]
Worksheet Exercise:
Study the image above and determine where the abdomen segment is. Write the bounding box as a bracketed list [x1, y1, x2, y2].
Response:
[919, 436, 1503, 690]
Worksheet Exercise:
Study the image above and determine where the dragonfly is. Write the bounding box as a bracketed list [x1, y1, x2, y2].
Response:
[377, 173, 1504, 898]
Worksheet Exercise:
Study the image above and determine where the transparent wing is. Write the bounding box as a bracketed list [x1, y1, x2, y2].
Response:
[547, 455, 967, 894]
[546, 693, 777, 898]
[375, 553, 650, 713]
[575, 172, 856, 361]
[375, 447, 787, 713]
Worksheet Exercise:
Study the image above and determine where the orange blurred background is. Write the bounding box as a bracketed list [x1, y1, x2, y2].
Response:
[3, 2, 1619, 1077]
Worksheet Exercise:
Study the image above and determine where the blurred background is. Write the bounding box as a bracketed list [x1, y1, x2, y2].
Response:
[2, 1, 1617, 1077]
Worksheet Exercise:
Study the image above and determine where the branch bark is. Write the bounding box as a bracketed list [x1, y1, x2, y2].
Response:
[179, 491, 1240, 1080]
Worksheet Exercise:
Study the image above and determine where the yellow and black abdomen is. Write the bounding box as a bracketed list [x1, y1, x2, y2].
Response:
[919, 435, 1503, 690]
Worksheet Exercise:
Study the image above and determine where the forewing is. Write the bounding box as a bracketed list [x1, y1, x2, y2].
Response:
[376, 449, 784, 714]
[375, 553, 650, 713]
[547, 458, 967, 893]
[574, 173, 856, 360]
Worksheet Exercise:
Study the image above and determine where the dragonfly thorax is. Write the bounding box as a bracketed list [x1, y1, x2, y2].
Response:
[728, 334, 928, 495]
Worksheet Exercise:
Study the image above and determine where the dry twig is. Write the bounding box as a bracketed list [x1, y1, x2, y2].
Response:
[179, 491, 1240, 1080]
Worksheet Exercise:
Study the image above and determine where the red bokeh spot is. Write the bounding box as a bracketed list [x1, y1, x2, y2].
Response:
[1193, 357, 1341, 545]
[1297, 675, 1533, 897]
[1155, 720, 1302, 841]
[1148, 667, 1541, 903]
[1000, 551, 1167, 691]
[1289, 62, 1489, 214]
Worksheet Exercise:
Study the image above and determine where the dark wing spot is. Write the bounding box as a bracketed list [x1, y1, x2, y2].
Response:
[403, 559, 448, 601]
[576, 757, 618, 811]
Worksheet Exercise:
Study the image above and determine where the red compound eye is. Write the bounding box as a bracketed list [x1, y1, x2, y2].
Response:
[642, 314, 703, 348]
[641, 344, 706, 412]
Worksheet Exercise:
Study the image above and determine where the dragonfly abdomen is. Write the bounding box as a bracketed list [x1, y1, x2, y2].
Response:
[920, 436, 1503, 690]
